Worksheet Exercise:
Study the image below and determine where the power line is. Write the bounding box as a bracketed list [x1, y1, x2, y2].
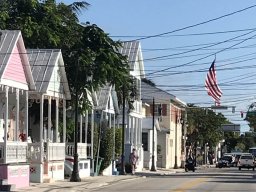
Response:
[112, 27, 256, 38]
[129, 4, 256, 41]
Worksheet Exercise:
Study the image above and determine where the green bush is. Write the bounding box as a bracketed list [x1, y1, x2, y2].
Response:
[115, 127, 122, 158]
[99, 127, 114, 173]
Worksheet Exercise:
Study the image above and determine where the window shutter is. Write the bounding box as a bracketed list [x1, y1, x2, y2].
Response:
[162, 104, 167, 116]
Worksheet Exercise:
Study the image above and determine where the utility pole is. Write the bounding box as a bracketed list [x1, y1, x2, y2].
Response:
[182, 108, 187, 166]
[120, 86, 126, 175]
[150, 98, 156, 171]
[174, 110, 178, 169]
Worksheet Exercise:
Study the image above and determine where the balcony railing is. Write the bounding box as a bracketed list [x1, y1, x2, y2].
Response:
[0, 142, 27, 163]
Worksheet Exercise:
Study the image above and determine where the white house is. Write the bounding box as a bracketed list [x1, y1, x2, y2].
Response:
[27, 49, 72, 183]
[118, 41, 145, 171]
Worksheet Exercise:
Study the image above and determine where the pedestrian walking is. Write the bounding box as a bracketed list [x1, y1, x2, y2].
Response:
[129, 148, 139, 175]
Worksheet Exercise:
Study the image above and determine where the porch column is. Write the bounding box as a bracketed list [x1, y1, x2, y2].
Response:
[15, 88, 19, 141]
[63, 99, 66, 143]
[84, 110, 88, 144]
[25, 91, 28, 141]
[113, 114, 115, 160]
[40, 95, 44, 162]
[48, 97, 52, 141]
[130, 117, 134, 144]
[55, 98, 59, 142]
[134, 117, 137, 146]
[80, 114, 82, 143]
[40, 95, 44, 142]
[139, 118, 142, 145]
[4, 86, 9, 164]
[125, 116, 130, 144]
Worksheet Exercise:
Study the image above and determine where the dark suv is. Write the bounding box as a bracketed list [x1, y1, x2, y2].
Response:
[216, 156, 233, 168]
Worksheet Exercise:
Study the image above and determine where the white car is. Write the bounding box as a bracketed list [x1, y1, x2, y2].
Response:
[237, 154, 255, 171]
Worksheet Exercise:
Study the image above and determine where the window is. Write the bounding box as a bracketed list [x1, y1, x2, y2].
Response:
[142, 132, 148, 151]
[151, 104, 167, 116]
[154, 104, 162, 116]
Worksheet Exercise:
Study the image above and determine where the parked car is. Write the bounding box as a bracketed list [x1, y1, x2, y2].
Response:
[216, 156, 233, 168]
[237, 154, 255, 171]
[64, 155, 80, 177]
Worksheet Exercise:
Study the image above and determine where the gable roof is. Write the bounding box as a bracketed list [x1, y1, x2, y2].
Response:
[118, 41, 145, 79]
[141, 81, 186, 107]
[0, 30, 35, 90]
[94, 84, 111, 110]
[93, 84, 120, 114]
[27, 49, 71, 99]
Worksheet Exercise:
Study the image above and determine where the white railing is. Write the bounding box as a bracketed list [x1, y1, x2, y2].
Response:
[132, 100, 142, 113]
[28, 142, 43, 163]
[28, 142, 65, 162]
[46, 142, 65, 161]
[66, 143, 88, 159]
[0, 142, 27, 163]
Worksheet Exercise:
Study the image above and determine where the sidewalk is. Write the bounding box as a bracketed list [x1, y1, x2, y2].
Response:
[13, 167, 198, 192]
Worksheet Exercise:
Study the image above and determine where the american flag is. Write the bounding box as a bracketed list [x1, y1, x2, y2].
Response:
[205, 59, 222, 105]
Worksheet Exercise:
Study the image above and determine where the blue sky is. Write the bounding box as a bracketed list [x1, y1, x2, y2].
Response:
[59, 0, 256, 133]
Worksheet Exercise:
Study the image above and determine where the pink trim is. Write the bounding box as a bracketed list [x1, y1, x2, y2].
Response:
[2, 45, 27, 84]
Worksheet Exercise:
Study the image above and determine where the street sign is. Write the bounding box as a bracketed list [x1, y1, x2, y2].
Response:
[211, 105, 228, 110]
[221, 124, 240, 132]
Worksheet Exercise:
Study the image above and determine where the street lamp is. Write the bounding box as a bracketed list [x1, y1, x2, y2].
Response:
[150, 97, 156, 171]
[70, 59, 81, 182]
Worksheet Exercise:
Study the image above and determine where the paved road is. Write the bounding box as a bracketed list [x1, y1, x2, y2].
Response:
[93, 167, 256, 192]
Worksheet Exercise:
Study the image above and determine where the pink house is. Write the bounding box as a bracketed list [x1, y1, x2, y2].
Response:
[0, 30, 35, 189]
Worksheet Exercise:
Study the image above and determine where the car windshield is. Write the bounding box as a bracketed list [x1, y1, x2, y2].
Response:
[240, 155, 253, 159]
[221, 156, 232, 160]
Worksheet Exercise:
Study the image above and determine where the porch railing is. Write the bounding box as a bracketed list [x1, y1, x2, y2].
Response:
[28, 142, 65, 162]
[0, 142, 27, 163]
[46, 142, 65, 161]
[66, 143, 90, 159]
[27, 142, 43, 163]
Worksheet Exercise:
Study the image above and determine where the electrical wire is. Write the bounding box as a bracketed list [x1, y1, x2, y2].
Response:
[128, 4, 256, 41]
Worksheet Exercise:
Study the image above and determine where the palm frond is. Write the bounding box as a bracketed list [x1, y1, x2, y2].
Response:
[68, 1, 90, 14]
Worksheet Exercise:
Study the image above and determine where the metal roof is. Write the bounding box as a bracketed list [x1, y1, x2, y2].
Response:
[142, 117, 160, 131]
[141, 81, 186, 107]
[118, 41, 145, 78]
[27, 49, 71, 99]
[0, 30, 35, 90]
[94, 84, 111, 110]
[93, 84, 120, 114]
